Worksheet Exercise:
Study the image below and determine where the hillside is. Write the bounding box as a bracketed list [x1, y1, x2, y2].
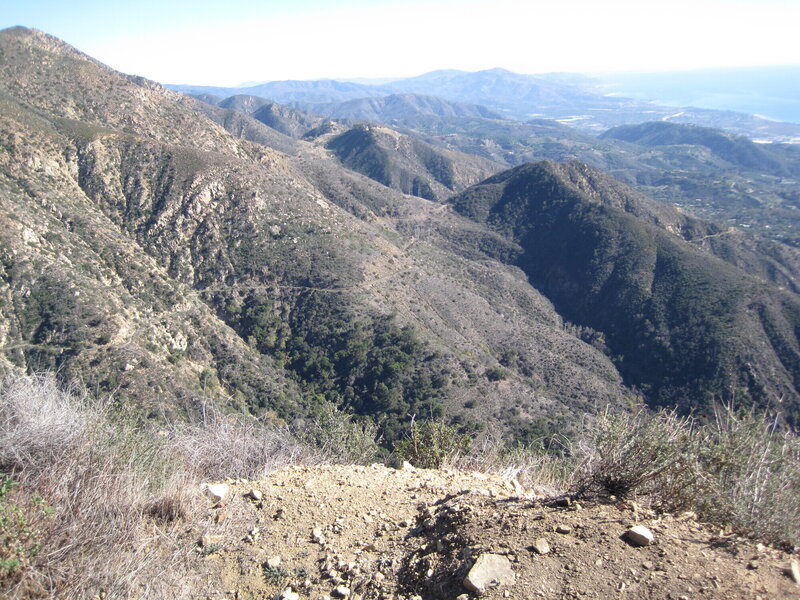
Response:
[0, 27, 632, 443]
[2, 26, 800, 600]
[323, 124, 501, 201]
[452, 161, 800, 423]
[601, 121, 800, 177]
[4, 25, 800, 434]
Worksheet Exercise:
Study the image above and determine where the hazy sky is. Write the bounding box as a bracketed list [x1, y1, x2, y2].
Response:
[3, 0, 799, 86]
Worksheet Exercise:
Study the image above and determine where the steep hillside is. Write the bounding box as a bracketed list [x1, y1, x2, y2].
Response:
[452, 161, 800, 423]
[212, 95, 326, 138]
[324, 124, 501, 201]
[0, 27, 632, 442]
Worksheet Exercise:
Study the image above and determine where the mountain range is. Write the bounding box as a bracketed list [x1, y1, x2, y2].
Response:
[2, 26, 800, 443]
[169, 67, 800, 142]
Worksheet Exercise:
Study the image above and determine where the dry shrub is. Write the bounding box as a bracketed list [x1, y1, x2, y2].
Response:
[445, 429, 580, 495]
[168, 402, 320, 481]
[574, 408, 697, 498]
[573, 405, 800, 548]
[694, 408, 800, 547]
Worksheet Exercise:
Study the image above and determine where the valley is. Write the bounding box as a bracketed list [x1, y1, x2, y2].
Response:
[1, 23, 800, 600]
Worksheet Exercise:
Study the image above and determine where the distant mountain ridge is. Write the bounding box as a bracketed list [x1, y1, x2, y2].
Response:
[600, 121, 800, 177]
[168, 68, 800, 142]
[3, 26, 800, 437]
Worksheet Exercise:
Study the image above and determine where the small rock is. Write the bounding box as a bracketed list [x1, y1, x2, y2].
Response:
[626, 525, 654, 547]
[248, 488, 264, 501]
[266, 556, 282, 568]
[203, 483, 229, 502]
[332, 585, 351, 598]
[279, 589, 299, 600]
[463, 553, 516, 594]
[312, 527, 326, 544]
[556, 525, 572, 534]
[401, 461, 416, 471]
[531, 538, 551, 555]
[786, 559, 800, 584]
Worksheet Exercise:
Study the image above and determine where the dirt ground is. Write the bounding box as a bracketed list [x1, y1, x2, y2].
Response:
[177, 464, 800, 600]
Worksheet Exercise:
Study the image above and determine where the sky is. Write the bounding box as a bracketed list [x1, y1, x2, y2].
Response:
[3, 0, 800, 86]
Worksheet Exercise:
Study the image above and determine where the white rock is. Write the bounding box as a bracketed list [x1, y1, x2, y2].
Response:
[249, 488, 264, 501]
[626, 525, 655, 546]
[312, 527, 326, 544]
[531, 538, 550, 555]
[331, 585, 351, 598]
[786, 559, 800, 584]
[279, 589, 299, 600]
[203, 483, 229, 502]
[266, 556, 282, 568]
[463, 553, 515, 594]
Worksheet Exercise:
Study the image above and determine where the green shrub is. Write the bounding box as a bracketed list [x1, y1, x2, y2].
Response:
[0, 475, 51, 584]
[394, 418, 471, 469]
[294, 398, 380, 464]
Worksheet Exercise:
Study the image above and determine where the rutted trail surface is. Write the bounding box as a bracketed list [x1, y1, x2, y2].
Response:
[180, 464, 799, 600]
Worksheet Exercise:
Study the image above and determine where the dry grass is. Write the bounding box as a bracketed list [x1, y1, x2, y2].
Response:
[2, 374, 797, 598]
[574, 406, 800, 548]
[0, 374, 328, 599]
[445, 429, 580, 495]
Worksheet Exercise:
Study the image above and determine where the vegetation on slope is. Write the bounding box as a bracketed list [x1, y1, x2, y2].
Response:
[452, 161, 800, 423]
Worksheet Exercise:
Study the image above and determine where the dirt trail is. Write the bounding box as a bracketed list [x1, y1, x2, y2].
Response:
[180, 464, 799, 600]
